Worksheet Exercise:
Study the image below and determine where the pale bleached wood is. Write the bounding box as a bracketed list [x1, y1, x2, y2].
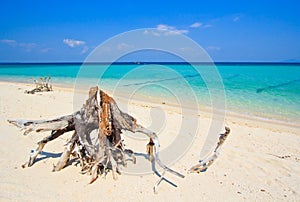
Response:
[25, 76, 53, 94]
[188, 127, 230, 173]
[9, 86, 185, 192]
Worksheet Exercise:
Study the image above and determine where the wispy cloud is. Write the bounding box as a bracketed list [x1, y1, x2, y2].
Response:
[143, 30, 161, 36]
[233, 16, 240, 22]
[19, 42, 37, 51]
[190, 22, 202, 28]
[203, 24, 213, 28]
[81, 46, 89, 54]
[0, 39, 17, 46]
[145, 21, 213, 37]
[41, 48, 52, 53]
[1, 39, 36, 51]
[63, 38, 85, 48]
[117, 43, 134, 51]
[190, 22, 213, 29]
[156, 24, 189, 35]
[63, 38, 89, 54]
[206, 46, 221, 51]
[233, 14, 243, 22]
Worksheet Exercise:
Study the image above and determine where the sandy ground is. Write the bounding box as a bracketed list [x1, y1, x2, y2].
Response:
[0, 81, 299, 202]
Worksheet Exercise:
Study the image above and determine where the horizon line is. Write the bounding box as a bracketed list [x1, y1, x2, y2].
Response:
[1, 61, 300, 65]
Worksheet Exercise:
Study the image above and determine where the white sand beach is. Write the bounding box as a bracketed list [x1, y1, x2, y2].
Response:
[0, 81, 299, 201]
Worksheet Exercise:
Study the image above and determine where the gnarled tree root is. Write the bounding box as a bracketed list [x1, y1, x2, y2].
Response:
[8, 86, 184, 192]
[25, 76, 53, 94]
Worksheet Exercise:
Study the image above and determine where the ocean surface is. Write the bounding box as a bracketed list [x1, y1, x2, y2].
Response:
[0, 63, 299, 124]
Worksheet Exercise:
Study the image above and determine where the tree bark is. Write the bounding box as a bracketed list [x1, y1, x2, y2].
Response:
[9, 86, 184, 192]
[9, 86, 230, 192]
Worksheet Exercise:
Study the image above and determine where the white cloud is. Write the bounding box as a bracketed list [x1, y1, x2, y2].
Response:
[203, 24, 213, 28]
[81, 46, 89, 54]
[206, 46, 221, 51]
[143, 29, 163, 36]
[1, 39, 16, 43]
[117, 43, 134, 51]
[156, 24, 171, 31]
[190, 22, 202, 28]
[0, 39, 17, 46]
[63, 38, 85, 48]
[41, 48, 52, 53]
[1, 39, 36, 51]
[19, 42, 37, 51]
[233, 14, 243, 22]
[156, 24, 189, 36]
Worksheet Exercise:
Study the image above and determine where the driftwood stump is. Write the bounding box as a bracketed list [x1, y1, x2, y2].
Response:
[9, 86, 185, 192]
[25, 76, 52, 94]
[8, 86, 231, 192]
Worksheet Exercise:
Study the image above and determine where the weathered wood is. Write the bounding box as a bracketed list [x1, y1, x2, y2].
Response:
[9, 86, 184, 192]
[188, 127, 230, 173]
[146, 138, 155, 162]
[8, 114, 75, 135]
[25, 76, 53, 94]
[9, 86, 231, 192]
[53, 131, 78, 171]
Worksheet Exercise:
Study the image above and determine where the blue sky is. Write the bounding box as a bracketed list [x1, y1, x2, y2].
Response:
[0, 0, 299, 62]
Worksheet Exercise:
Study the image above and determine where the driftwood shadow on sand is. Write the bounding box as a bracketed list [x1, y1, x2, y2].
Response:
[134, 152, 178, 189]
[10, 86, 230, 193]
[29, 151, 62, 164]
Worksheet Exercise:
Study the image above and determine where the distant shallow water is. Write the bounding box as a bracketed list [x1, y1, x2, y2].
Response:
[0, 63, 299, 124]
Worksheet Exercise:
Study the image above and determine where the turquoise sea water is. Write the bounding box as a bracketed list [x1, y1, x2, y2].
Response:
[0, 63, 299, 124]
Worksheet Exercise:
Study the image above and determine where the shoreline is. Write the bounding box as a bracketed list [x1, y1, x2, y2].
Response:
[1, 80, 298, 135]
[0, 62, 299, 128]
[0, 80, 299, 201]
